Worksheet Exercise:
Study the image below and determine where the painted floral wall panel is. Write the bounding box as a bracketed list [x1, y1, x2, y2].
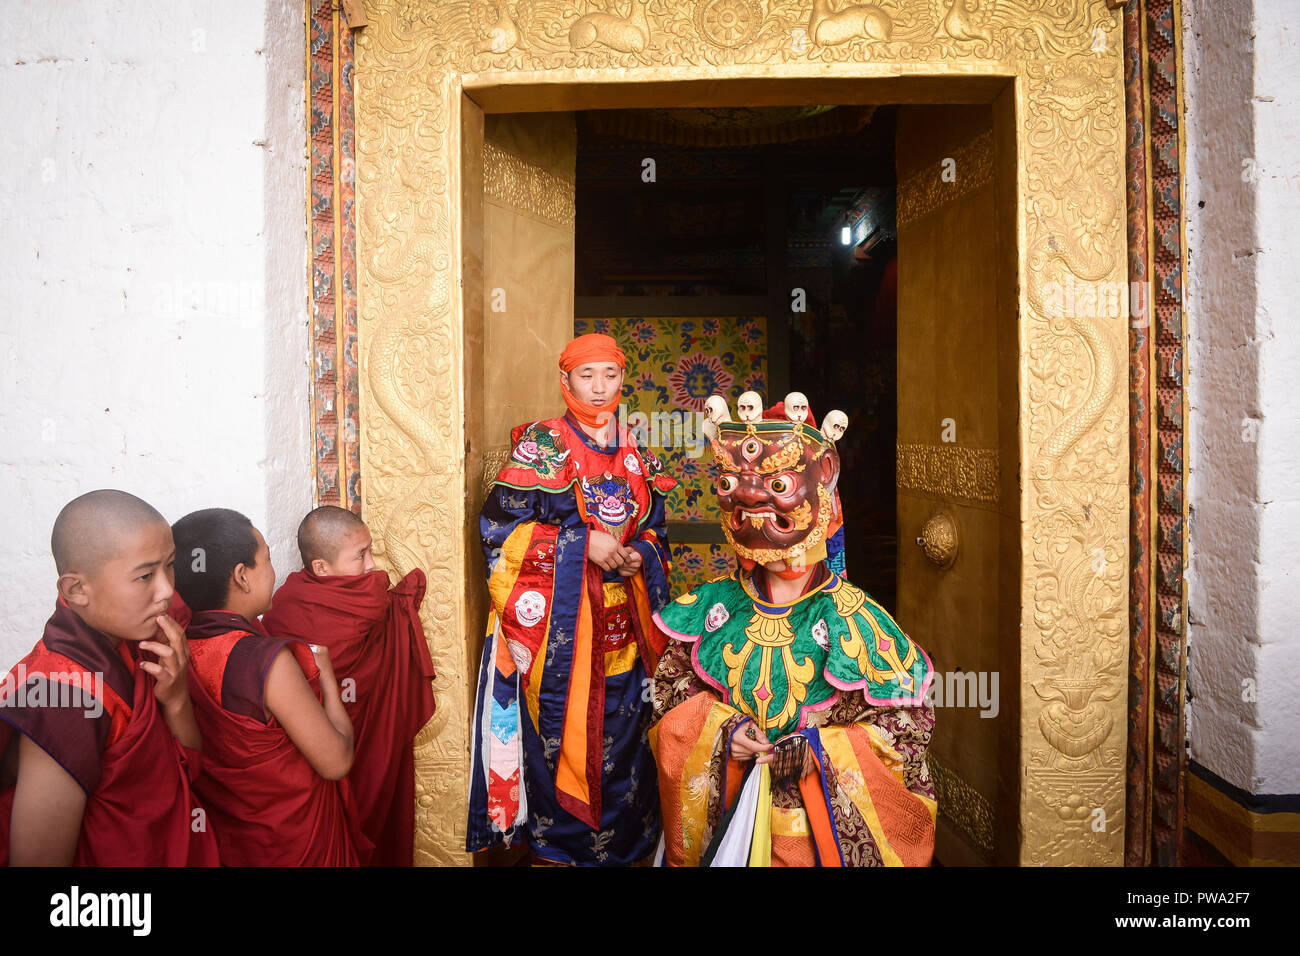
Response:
[669, 542, 738, 599]
[574, 315, 768, 522]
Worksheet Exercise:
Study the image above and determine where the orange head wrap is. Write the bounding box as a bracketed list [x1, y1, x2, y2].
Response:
[559, 333, 627, 430]
[559, 333, 626, 373]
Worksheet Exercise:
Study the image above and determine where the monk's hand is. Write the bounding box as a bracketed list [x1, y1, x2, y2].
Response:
[616, 545, 643, 578]
[730, 720, 774, 763]
[587, 530, 626, 571]
[141, 614, 191, 712]
[309, 643, 337, 683]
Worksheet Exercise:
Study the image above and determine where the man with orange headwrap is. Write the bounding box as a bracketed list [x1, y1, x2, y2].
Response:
[467, 333, 677, 865]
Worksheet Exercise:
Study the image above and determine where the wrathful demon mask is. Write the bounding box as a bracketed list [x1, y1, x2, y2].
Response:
[708, 396, 848, 568]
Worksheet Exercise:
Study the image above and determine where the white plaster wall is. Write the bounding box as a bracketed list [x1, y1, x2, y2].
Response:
[1249, 1, 1300, 792]
[0, 0, 310, 671]
[1185, 0, 1300, 794]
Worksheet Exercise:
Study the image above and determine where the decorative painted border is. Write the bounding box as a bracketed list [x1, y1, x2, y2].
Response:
[1121, 0, 1154, 869]
[1146, 0, 1190, 870]
[1121, 0, 1188, 868]
[308, 0, 361, 511]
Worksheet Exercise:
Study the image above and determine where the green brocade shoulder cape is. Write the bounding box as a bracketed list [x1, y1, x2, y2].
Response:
[655, 567, 933, 740]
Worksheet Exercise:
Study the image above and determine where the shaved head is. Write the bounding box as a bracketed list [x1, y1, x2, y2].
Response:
[298, 506, 367, 568]
[51, 489, 168, 576]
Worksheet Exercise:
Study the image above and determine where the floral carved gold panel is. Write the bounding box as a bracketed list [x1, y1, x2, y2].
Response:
[897, 441, 1000, 505]
[482, 141, 575, 228]
[896, 128, 994, 228]
[352, 0, 1130, 866]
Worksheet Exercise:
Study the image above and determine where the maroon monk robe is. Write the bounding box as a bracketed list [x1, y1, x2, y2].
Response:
[185, 610, 370, 867]
[0, 599, 220, 866]
[261, 568, 435, 866]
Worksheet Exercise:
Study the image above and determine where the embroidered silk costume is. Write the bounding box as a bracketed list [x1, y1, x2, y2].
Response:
[467, 334, 677, 865]
[650, 397, 937, 866]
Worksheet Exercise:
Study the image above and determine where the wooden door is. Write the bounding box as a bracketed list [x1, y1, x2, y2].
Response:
[894, 97, 1019, 864]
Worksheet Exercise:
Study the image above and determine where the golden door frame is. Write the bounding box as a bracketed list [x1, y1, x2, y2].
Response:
[349, 0, 1131, 866]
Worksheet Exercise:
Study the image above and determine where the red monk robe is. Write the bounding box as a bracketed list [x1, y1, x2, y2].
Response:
[261, 568, 435, 866]
[184, 610, 370, 866]
[0, 598, 220, 866]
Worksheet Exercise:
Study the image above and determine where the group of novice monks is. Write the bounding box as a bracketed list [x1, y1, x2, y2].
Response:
[0, 490, 435, 866]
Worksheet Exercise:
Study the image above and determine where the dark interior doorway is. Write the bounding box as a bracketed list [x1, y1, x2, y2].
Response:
[573, 105, 900, 610]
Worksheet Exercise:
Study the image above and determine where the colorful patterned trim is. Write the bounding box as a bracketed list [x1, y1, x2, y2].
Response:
[794, 688, 840, 729]
[308, 0, 360, 511]
[1123, 0, 1154, 868]
[689, 637, 729, 701]
[651, 610, 699, 646]
[492, 478, 580, 494]
[737, 568, 837, 611]
[1122, 0, 1190, 867]
[800, 728, 847, 867]
[716, 419, 829, 446]
[823, 640, 935, 709]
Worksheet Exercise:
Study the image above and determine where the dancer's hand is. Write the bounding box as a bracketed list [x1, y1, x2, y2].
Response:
[730, 720, 774, 763]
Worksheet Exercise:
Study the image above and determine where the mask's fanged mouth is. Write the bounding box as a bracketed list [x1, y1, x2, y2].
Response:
[733, 508, 794, 533]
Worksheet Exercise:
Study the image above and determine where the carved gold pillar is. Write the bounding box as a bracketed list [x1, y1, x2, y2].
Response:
[1018, 46, 1130, 865]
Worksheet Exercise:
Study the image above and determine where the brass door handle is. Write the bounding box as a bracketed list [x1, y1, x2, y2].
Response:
[915, 510, 958, 569]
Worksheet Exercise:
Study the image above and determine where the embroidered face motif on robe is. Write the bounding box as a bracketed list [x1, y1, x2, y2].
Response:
[580, 472, 639, 538]
[711, 419, 840, 567]
[511, 424, 570, 478]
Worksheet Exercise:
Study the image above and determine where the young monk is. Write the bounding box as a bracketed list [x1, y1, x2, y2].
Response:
[261, 506, 435, 866]
[0, 489, 220, 866]
[171, 507, 369, 866]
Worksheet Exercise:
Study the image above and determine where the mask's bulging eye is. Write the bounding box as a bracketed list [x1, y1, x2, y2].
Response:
[742, 438, 762, 461]
[718, 475, 738, 494]
[769, 476, 789, 494]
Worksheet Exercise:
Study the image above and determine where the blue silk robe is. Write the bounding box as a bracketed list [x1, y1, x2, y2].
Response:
[467, 414, 674, 865]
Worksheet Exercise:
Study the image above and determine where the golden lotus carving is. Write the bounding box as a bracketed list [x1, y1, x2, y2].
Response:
[351, 0, 1130, 866]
